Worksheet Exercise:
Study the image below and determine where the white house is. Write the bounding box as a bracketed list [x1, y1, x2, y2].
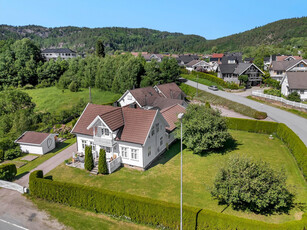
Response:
[281, 72, 307, 100]
[118, 83, 187, 110]
[185, 60, 216, 72]
[71, 103, 185, 170]
[15, 131, 57, 155]
[41, 48, 77, 61]
[269, 59, 307, 81]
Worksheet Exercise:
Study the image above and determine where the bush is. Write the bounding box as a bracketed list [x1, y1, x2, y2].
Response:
[4, 146, 22, 160]
[264, 88, 281, 97]
[84, 146, 94, 171]
[36, 79, 51, 88]
[226, 118, 278, 134]
[0, 149, 4, 162]
[253, 111, 268, 119]
[23, 84, 34, 90]
[211, 156, 294, 214]
[98, 149, 108, 174]
[287, 91, 301, 102]
[177, 104, 231, 154]
[263, 78, 280, 89]
[69, 81, 79, 92]
[29, 170, 307, 230]
[0, 163, 17, 181]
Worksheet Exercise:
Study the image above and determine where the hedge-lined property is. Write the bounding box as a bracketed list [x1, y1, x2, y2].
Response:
[29, 170, 307, 230]
[0, 163, 17, 181]
[226, 117, 307, 179]
[180, 84, 268, 119]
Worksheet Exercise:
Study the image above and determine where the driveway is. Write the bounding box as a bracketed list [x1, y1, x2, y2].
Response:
[185, 79, 307, 146]
[16, 143, 77, 187]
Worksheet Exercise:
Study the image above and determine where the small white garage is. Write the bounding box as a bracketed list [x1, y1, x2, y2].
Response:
[15, 131, 57, 155]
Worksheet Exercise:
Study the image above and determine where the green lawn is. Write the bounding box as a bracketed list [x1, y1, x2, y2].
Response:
[47, 130, 306, 224]
[247, 96, 307, 119]
[31, 197, 153, 230]
[14, 138, 75, 178]
[23, 87, 121, 114]
[182, 74, 224, 90]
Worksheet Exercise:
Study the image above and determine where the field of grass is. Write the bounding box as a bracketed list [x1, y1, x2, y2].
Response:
[47, 130, 306, 224]
[247, 96, 307, 119]
[31, 197, 153, 230]
[22, 87, 121, 114]
[181, 74, 224, 90]
[13, 138, 75, 178]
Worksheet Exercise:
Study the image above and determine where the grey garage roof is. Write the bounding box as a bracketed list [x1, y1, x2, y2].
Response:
[287, 72, 307, 90]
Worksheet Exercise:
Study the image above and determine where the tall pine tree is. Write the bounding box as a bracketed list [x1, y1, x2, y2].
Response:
[98, 148, 108, 174]
[96, 40, 105, 58]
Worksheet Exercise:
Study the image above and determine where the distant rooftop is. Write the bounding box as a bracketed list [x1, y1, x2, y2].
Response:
[42, 48, 76, 54]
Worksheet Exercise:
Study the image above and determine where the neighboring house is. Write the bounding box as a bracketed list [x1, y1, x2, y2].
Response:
[209, 53, 224, 64]
[244, 57, 254, 63]
[15, 131, 57, 155]
[185, 60, 215, 72]
[41, 48, 77, 61]
[176, 54, 199, 66]
[276, 55, 302, 62]
[264, 55, 302, 71]
[218, 63, 264, 87]
[71, 103, 185, 170]
[118, 83, 187, 110]
[269, 59, 307, 81]
[142, 54, 164, 62]
[281, 72, 307, 100]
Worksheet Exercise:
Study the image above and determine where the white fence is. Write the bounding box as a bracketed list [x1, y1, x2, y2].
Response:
[252, 90, 307, 110]
[0, 180, 27, 194]
[107, 156, 121, 174]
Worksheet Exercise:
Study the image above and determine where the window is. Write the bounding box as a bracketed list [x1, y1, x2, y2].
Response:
[160, 136, 163, 146]
[151, 127, 155, 136]
[148, 146, 151, 157]
[90, 141, 95, 151]
[131, 149, 138, 160]
[121, 147, 128, 158]
[105, 129, 109, 136]
[127, 95, 132, 100]
[82, 140, 87, 150]
[300, 90, 304, 94]
[106, 147, 111, 153]
[156, 123, 159, 133]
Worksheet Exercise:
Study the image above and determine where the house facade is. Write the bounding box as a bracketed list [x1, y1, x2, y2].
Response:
[71, 103, 185, 170]
[269, 59, 307, 81]
[42, 48, 77, 61]
[281, 72, 307, 100]
[185, 60, 216, 72]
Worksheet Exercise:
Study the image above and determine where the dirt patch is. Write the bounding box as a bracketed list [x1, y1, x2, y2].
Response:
[294, 211, 303, 220]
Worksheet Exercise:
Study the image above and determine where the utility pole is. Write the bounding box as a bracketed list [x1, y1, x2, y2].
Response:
[89, 87, 92, 103]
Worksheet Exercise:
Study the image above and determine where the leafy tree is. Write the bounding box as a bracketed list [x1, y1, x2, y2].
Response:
[96, 40, 105, 58]
[176, 104, 231, 154]
[84, 146, 94, 171]
[238, 75, 248, 85]
[287, 91, 301, 102]
[69, 81, 79, 92]
[98, 148, 108, 174]
[0, 149, 4, 162]
[159, 57, 180, 84]
[144, 59, 161, 85]
[211, 156, 294, 214]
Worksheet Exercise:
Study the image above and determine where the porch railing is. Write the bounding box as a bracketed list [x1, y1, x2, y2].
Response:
[107, 156, 122, 174]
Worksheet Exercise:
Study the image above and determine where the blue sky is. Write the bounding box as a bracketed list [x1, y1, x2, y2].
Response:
[0, 0, 306, 39]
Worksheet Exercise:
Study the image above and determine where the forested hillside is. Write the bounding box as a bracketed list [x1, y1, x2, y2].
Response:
[0, 17, 306, 54]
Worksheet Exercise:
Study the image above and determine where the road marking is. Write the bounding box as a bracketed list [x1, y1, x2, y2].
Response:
[0, 218, 29, 230]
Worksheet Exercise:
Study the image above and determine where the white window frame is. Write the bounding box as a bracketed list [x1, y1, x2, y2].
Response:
[121, 147, 128, 158]
[148, 146, 151, 157]
[131, 148, 139, 160]
[127, 95, 132, 100]
[82, 140, 87, 150]
[105, 129, 109, 136]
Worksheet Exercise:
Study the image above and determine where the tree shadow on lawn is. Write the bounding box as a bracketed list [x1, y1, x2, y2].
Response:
[199, 137, 241, 157]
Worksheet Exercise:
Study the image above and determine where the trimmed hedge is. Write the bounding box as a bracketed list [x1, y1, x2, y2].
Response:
[29, 170, 198, 230]
[29, 170, 307, 230]
[180, 84, 268, 119]
[226, 117, 307, 179]
[0, 163, 17, 181]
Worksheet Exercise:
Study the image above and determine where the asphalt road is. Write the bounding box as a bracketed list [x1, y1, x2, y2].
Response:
[185, 79, 307, 146]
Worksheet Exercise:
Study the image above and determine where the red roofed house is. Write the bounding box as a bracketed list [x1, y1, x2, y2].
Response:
[15, 131, 57, 155]
[209, 53, 224, 64]
[71, 103, 184, 170]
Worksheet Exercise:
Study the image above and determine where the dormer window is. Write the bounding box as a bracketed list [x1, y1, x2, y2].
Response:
[127, 95, 132, 100]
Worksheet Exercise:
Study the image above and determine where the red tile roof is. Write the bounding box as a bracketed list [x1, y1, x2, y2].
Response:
[276, 55, 302, 62]
[15, 131, 51, 145]
[72, 104, 157, 145]
[155, 82, 186, 99]
[161, 104, 186, 132]
[129, 86, 159, 107]
[212, 53, 224, 58]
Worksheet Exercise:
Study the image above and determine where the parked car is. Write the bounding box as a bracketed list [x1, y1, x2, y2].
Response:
[208, 85, 218, 91]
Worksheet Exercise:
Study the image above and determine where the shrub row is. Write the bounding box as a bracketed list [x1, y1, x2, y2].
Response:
[0, 163, 17, 181]
[29, 170, 307, 230]
[226, 117, 307, 179]
[180, 84, 268, 119]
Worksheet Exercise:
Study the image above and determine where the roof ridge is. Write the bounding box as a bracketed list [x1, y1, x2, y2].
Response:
[99, 106, 121, 116]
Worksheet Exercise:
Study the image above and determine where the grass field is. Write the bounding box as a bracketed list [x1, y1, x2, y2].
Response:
[23, 87, 121, 114]
[13, 138, 76, 178]
[47, 130, 306, 224]
[181, 74, 224, 90]
[31, 198, 153, 230]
